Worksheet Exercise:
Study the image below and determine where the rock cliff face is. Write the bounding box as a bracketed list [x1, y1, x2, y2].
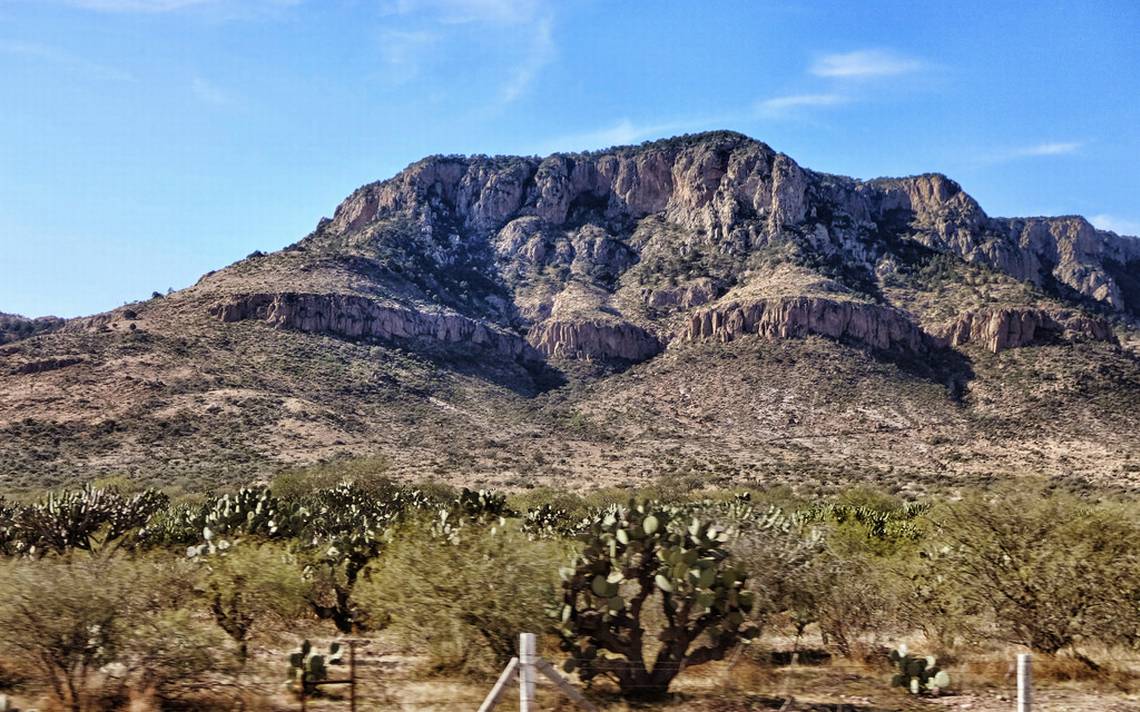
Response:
[527, 319, 661, 362]
[320, 132, 1139, 319]
[680, 297, 933, 354]
[935, 308, 1118, 353]
[210, 131, 1138, 364]
[209, 293, 540, 363]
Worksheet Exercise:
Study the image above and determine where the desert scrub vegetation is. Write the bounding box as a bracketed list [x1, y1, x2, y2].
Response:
[0, 476, 1138, 708]
[360, 516, 567, 674]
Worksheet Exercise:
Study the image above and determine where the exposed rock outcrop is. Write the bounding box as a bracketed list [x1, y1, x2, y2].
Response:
[646, 278, 718, 310]
[681, 296, 932, 354]
[318, 132, 1139, 316]
[9, 356, 85, 375]
[0, 312, 65, 345]
[935, 307, 1117, 353]
[209, 293, 540, 363]
[527, 319, 662, 362]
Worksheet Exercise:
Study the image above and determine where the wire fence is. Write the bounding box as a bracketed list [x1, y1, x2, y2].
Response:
[274, 636, 1140, 711]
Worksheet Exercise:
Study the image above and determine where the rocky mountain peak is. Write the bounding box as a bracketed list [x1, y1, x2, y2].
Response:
[2, 131, 1137, 488]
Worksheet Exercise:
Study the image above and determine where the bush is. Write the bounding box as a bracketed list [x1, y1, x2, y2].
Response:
[0, 554, 229, 712]
[198, 542, 310, 660]
[360, 517, 564, 675]
[933, 488, 1140, 661]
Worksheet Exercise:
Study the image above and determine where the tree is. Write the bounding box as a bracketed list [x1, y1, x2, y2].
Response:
[558, 501, 757, 700]
[935, 489, 1140, 664]
[361, 517, 562, 674]
[198, 542, 308, 661]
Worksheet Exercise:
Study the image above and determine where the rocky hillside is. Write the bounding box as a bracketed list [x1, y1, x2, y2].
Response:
[2, 131, 1137, 492]
[0, 312, 64, 345]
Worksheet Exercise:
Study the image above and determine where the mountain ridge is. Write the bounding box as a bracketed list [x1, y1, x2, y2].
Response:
[1, 131, 1137, 492]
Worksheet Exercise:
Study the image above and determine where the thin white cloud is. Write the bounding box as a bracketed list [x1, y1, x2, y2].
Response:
[191, 76, 230, 105]
[500, 15, 553, 103]
[811, 49, 923, 79]
[377, 0, 555, 104]
[1012, 141, 1083, 157]
[1090, 214, 1140, 237]
[377, 29, 439, 82]
[755, 93, 848, 117]
[968, 140, 1087, 166]
[380, 0, 541, 25]
[0, 40, 134, 81]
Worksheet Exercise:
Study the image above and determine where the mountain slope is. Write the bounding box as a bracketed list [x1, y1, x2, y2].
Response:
[2, 131, 1137, 492]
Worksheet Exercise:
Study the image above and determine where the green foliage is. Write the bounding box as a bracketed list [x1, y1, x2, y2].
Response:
[932, 488, 1140, 658]
[199, 543, 309, 660]
[889, 644, 951, 695]
[557, 499, 757, 700]
[361, 517, 564, 675]
[0, 554, 227, 712]
[5, 485, 169, 556]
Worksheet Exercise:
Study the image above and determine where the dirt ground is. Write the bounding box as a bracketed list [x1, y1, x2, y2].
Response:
[5, 633, 1137, 711]
[248, 636, 1140, 712]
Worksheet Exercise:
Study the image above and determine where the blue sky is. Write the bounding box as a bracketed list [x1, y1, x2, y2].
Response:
[1, 0, 1138, 317]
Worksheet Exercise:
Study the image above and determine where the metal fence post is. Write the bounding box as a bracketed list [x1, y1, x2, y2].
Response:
[1017, 653, 1032, 712]
[519, 632, 536, 712]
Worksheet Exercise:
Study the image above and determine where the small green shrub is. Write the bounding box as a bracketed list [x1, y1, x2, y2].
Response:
[360, 517, 564, 675]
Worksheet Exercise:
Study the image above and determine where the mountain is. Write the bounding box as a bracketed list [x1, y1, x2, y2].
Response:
[2, 131, 1138, 493]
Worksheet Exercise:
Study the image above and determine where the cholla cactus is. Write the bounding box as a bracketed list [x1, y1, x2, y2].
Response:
[7, 485, 168, 556]
[889, 644, 951, 695]
[557, 499, 757, 700]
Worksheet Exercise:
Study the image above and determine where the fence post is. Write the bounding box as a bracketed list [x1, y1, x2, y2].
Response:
[519, 632, 536, 712]
[1017, 653, 1032, 712]
[349, 640, 357, 712]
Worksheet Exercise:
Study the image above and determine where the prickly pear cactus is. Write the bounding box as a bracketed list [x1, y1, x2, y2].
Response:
[557, 499, 757, 700]
[286, 639, 344, 695]
[889, 643, 951, 695]
[6, 485, 169, 556]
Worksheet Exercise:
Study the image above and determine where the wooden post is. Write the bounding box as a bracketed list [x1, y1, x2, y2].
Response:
[519, 633, 536, 712]
[477, 657, 519, 712]
[1017, 653, 1032, 712]
[349, 640, 356, 712]
[535, 659, 599, 712]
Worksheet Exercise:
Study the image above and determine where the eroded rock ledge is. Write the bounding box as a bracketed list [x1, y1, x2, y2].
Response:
[210, 293, 541, 363]
[680, 297, 933, 354]
[934, 307, 1117, 353]
[527, 319, 662, 362]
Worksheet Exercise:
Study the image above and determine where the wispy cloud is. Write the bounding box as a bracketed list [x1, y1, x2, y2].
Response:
[377, 0, 554, 104]
[190, 76, 230, 105]
[500, 15, 553, 103]
[1090, 214, 1140, 237]
[380, 0, 541, 25]
[1011, 141, 1083, 157]
[0, 40, 133, 81]
[968, 140, 1087, 167]
[755, 93, 848, 117]
[377, 29, 439, 83]
[810, 49, 923, 79]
